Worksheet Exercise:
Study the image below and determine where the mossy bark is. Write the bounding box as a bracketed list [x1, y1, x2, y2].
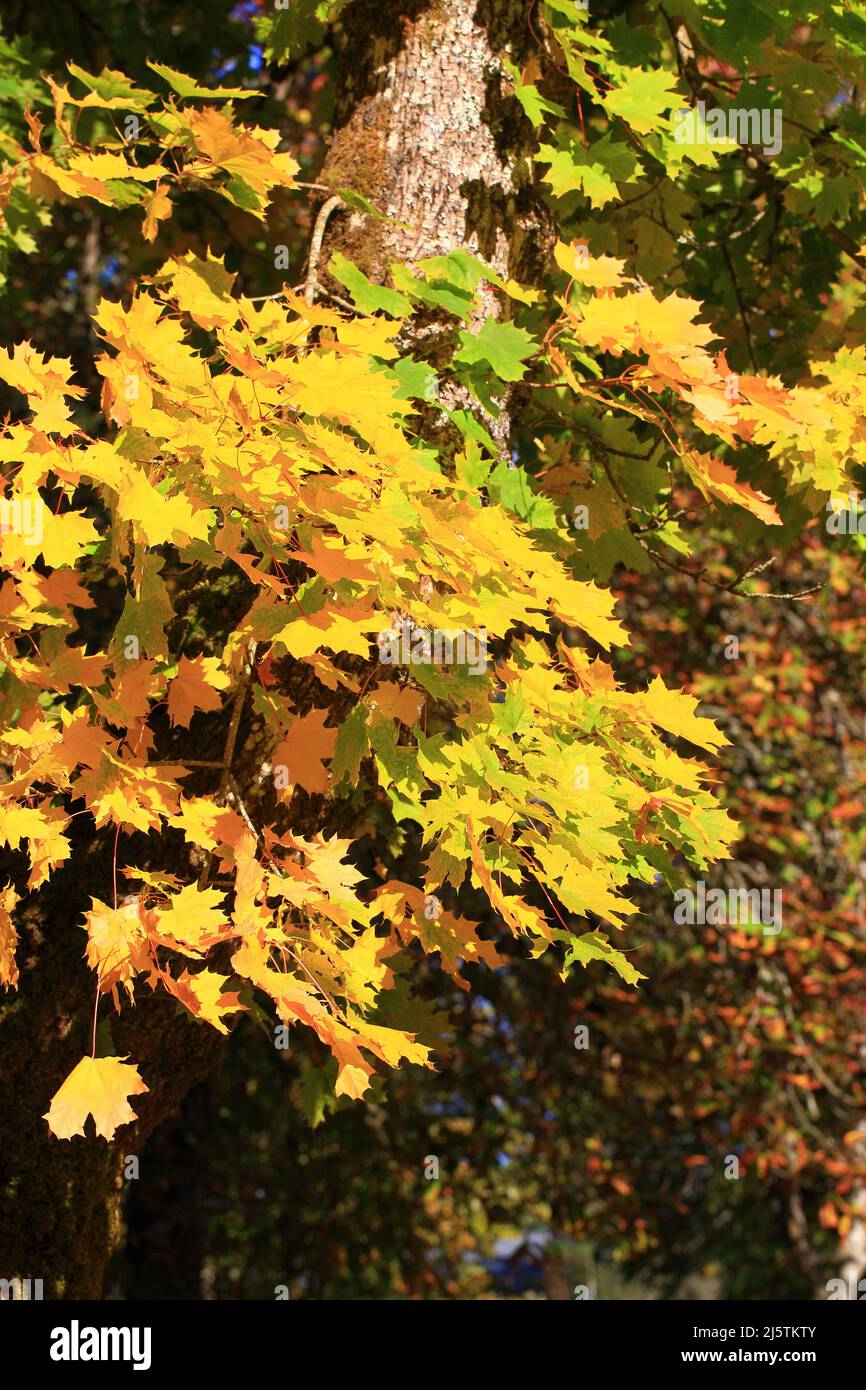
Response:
[318, 0, 553, 453]
[321, 0, 547, 279]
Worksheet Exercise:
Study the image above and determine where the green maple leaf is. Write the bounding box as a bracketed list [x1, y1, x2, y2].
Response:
[329, 253, 412, 318]
[256, 1, 347, 63]
[454, 318, 535, 382]
[536, 133, 637, 206]
[66, 63, 153, 108]
[391, 262, 475, 320]
[502, 57, 567, 129]
[386, 355, 439, 403]
[559, 930, 646, 986]
[602, 66, 681, 134]
[689, 0, 781, 66]
[331, 704, 370, 786]
[786, 169, 860, 224]
[112, 554, 172, 661]
[372, 967, 454, 1052]
[298, 1058, 339, 1129]
[146, 61, 254, 101]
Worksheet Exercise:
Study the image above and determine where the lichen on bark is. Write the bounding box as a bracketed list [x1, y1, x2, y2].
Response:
[318, 0, 553, 459]
[322, 0, 549, 280]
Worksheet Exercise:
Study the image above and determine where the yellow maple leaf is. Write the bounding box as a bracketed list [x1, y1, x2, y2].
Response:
[337, 927, 389, 1009]
[546, 572, 628, 650]
[333, 316, 401, 360]
[76, 753, 182, 832]
[300, 834, 366, 901]
[554, 239, 628, 289]
[142, 183, 173, 242]
[0, 801, 71, 888]
[466, 819, 550, 941]
[84, 896, 152, 999]
[66, 151, 164, 183]
[352, 1018, 431, 1070]
[95, 293, 208, 395]
[153, 882, 231, 953]
[165, 967, 241, 1034]
[0, 884, 19, 989]
[39, 509, 100, 568]
[629, 675, 729, 753]
[683, 450, 781, 525]
[44, 1055, 148, 1141]
[117, 468, 212, 547]
[185, 107, 298, 206]
[322, 1021, 375, 1100]
[284, 351, 411, 453]
[0, 343, 84, 435]
[171, 797, 246, 853]
[273, 604, 381, 661]
[158, 251, 238, 330]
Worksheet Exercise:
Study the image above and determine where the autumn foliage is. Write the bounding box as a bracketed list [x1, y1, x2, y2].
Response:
[0, 0, 865, 1300]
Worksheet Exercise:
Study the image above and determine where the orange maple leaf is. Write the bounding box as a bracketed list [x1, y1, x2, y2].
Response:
[684, 450, 781, 525]
[273, 708, 338, 796]
[367, 682, 424, 727]
[167, 655, 229, 728]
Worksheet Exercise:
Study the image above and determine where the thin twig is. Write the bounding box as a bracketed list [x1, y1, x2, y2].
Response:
[227, 772, 260, 843]
[219, 640, 257, 804]
[720, 238, 759, 373]
[304, 194, 345, 305]
[198, 640, 258, 888]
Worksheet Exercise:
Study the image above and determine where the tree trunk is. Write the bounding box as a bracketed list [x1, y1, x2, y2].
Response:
[322, 0, 544, 274]
[318, 0, 551, 451]
[113, 1079, 214, 1300]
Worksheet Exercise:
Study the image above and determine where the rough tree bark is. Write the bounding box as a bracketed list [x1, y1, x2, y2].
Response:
[0, 0, 551, 1298]
[317, 0, 552, 450]
[320, 0, 545, 274]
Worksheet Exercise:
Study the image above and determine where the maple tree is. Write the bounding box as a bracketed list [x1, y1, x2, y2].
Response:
[1, 0, 866, 1298]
